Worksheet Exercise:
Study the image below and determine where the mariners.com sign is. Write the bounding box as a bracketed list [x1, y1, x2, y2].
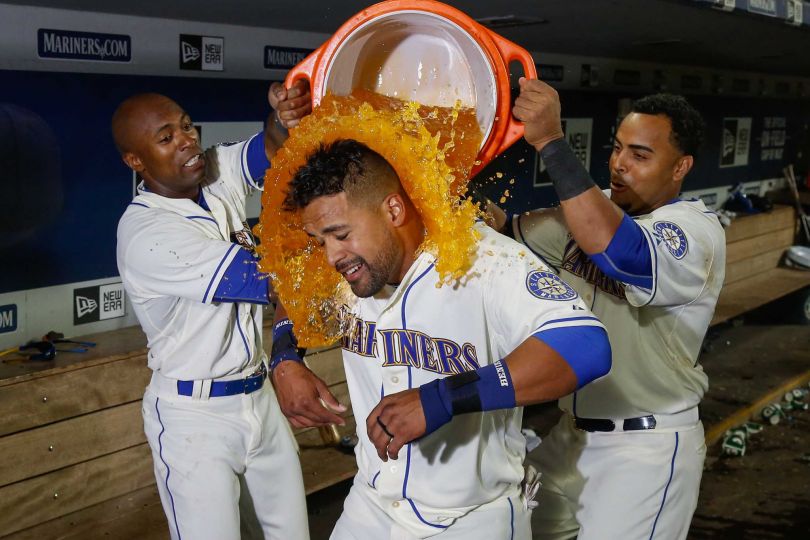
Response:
[38, 28, 131, 62]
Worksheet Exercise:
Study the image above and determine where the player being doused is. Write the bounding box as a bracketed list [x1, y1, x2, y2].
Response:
[270, 139, 612, 539]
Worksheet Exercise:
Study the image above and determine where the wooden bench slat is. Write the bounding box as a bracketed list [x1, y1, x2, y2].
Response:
[0, 326, 147, 385]
[712, 267, 810, 325]
[723, 206, 795, 243]
[0, 401, 146, 487]
[0, 444, 155, 537]
[724, 247, 787, 285]
[0, 355, 151, 437]
[726, 227, 794, 264]
[5, 485, 165, 540]
[301, 445, 358, 495]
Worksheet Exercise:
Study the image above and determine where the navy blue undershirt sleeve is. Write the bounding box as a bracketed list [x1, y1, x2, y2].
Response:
[589, 214, 653, 289]
[212, 247, 270, 304]
[532, 326, 611, 388]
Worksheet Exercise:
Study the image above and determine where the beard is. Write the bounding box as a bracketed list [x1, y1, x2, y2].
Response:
[344, 231, 400, 298]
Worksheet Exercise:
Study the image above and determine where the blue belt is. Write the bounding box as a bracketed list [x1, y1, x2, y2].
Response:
[176, 364, 266, 397]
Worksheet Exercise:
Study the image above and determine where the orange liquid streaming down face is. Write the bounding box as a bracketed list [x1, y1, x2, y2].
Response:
[256, 89, 483, 347]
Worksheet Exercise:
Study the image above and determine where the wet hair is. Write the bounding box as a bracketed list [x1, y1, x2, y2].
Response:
[283, 139, 400, 211]
[630, 94, 705, 158]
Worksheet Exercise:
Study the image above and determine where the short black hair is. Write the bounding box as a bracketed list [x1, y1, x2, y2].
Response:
[283, 139, 398, 211]
[630, 94, 705, 158]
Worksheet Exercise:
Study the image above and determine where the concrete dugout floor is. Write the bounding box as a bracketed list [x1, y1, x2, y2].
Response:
[306, 319, 810, 539]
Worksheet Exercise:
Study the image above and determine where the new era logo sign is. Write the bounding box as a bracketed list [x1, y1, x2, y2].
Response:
[180, 34, 223, 71]
[181, 41, 200, 63]
[75, 296, 98, 318]
[74, 283, 126, 325]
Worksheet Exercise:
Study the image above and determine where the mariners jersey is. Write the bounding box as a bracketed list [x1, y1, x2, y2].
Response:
[512, 197, 725, 420]
[342, 223, 605, 535]
[117, 133, 268, 380]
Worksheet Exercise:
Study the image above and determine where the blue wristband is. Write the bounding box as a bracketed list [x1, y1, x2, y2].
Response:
[419, 360, 517, 436]
[270, 318, 303, 370]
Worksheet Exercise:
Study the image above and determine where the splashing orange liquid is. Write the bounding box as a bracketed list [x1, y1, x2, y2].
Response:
[257, 89, 483, 347]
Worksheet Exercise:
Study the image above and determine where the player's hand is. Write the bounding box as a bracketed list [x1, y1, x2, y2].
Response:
[268, 79, 312, 129]
[271, 361, 346, 428]
[366, 389, 426, 461]
[513, 77, 564, 153]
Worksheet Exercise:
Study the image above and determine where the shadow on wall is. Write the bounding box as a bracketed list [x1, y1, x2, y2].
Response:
[0, 103, 63, 248]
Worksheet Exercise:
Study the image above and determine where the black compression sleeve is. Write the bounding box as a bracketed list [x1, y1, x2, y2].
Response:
[540, 138, 597, 201]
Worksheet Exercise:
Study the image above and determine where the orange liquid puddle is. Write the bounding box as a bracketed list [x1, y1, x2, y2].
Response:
[257, 89, 483, 347]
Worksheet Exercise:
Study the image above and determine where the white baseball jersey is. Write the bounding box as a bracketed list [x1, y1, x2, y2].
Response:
[340, 223, 605, 537]
[513, 197, 725, 420]
[117, 133, 267, 380]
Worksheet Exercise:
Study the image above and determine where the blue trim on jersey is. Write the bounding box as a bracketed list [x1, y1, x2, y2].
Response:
[589, 214, 653, 289]
[370, 471, 381, 489]
[155, 397, 182, 540]
[406, 499, 448, 530]
[508, 497, 515, 540]
[197, 190, 211, 211]
[129, 202, 148, 208]
[532, 326, 611, 388]
[185, 215, 217, 225]
[516, 214, 559, 273]
[399, 263, 447, 530]
[640, 226, 660, 306]
[241, 132, 269, 189]
[212, 247, 270, 304]
[203, 244, 238, 304]
[649, 433, 679, 540]
[235, 309, 251, 362]
[532, 316, 601, 333]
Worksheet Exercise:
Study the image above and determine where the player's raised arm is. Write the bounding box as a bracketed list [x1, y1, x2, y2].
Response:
[513, 77, 625, 255]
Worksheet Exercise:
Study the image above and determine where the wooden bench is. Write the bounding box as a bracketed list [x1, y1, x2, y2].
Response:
[711, 204, 810, 326]
[0, 325, 355, 539]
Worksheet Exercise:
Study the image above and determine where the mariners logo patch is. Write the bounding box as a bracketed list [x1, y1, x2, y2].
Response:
[526, 271, 578, 301]
[654, 221, 688, 259]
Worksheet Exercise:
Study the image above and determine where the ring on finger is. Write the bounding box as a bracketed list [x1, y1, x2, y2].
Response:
[376, 416, 395, 439]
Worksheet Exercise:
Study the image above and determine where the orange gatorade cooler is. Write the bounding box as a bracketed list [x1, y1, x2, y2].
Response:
[285, 0, 537, 177]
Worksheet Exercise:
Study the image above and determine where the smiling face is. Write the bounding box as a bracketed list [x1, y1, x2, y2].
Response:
[302, 192, 402, 298]
[112, 94, 205, 199]
[609, 112, 693, 216]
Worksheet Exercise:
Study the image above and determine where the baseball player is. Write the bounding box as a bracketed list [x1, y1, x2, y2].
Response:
[270, 139, 612, 539]
[113, 81, 319, 540]
[508, 79, 726, 540]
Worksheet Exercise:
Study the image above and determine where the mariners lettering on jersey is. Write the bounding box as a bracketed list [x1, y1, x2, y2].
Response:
[341, 315, 480, 375]
[653, 221, 688, 259]
[341, 315, 378, 358]
[561, 239, 626, 299]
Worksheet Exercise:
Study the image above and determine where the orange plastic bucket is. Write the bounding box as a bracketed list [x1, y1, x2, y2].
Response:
[285, 0, 536, 177]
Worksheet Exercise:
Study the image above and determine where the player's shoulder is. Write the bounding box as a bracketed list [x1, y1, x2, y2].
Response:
[118, 195, 191, 238]
[647, 198, 724, 237]
[642, 198, 725, 259]
[473, 222, 552, 272]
